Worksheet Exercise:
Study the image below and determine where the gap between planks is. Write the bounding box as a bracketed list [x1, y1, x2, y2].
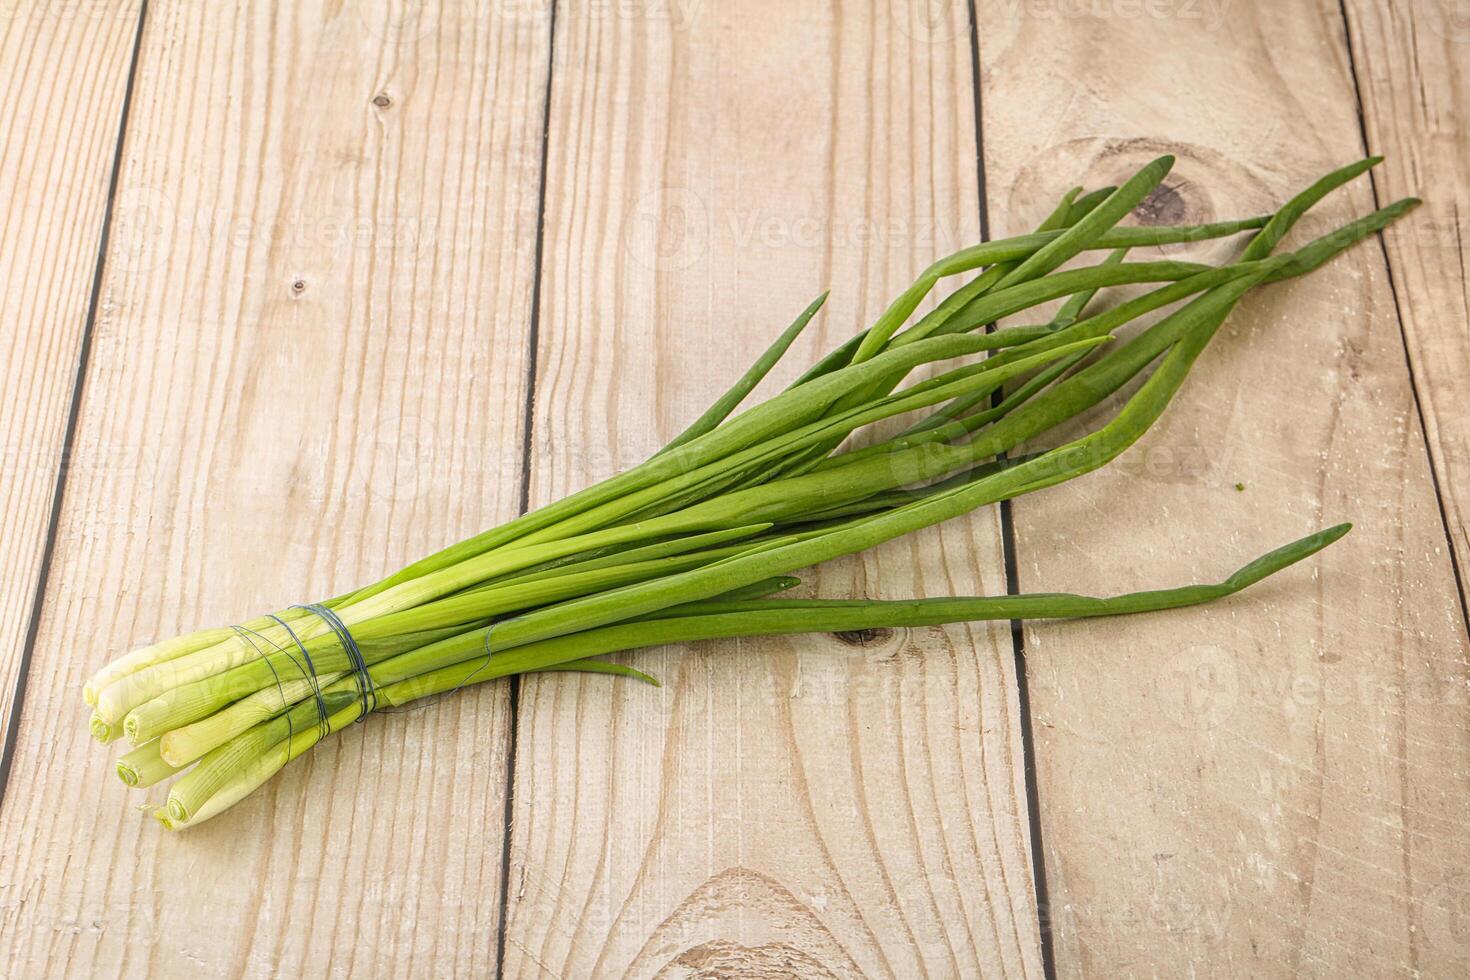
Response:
[0, 0, 151, 815]
[964, 0, 1058, 976]
[495, 1, 561, 977]
[1335, 0, 1470, 638]
[6, 3, 1461, 975]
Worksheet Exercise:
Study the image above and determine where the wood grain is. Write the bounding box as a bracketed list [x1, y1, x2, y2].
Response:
[5, 2, 1464, 977]
[0, 1, 140, 738]
[501, 1, 1044, 976]
[0, 2, 548, 975]
[974, 0, 1470, 975]
[1341, 0, 1470, 623]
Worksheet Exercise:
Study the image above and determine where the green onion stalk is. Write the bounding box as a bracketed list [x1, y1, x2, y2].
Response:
[81, 156, 1413, 829]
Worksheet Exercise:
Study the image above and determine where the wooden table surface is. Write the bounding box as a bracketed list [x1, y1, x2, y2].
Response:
[1, 1, 1466, 977]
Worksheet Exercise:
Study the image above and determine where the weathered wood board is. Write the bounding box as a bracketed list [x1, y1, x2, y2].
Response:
[0, 3, 548, 974]
[975, 0, 1470, 974]
[1342, 0, 1470, 614]
[0, 2, 1465, 977]
[0, 1, 141, 739]
[501, 1, 1043, 976]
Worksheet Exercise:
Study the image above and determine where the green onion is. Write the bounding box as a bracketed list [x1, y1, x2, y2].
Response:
[81, 156, 1410, 829]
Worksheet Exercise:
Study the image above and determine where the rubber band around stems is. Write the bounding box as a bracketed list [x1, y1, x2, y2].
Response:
[228, 621, 330, 749]
[236, 607, 500, 739]
[226, 605, 376, 757]
[294, 603, 376, 720]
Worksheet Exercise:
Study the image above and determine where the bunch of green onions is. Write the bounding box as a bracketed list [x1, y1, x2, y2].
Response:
[85, 156, 1411, 829]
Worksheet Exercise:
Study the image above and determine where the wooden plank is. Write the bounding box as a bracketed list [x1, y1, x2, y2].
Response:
[974, 0, 1470, 974]
[1341, 0, 1470, 618]
[0, 2, 140, 737]
[0, 3, 549, 975]
[502, 3, 1043, 977]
